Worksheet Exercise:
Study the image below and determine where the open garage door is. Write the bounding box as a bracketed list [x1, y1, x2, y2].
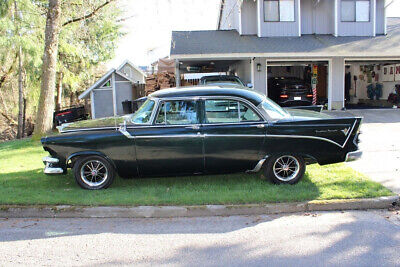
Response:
[266, 61, 328, 107]
[345, 60, 400, 109]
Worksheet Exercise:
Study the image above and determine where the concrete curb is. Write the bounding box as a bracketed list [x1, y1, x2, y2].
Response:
[0, 195, 398, 218]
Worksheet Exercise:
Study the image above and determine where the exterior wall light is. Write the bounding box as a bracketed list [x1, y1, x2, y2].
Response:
[257, 63, 262, 72]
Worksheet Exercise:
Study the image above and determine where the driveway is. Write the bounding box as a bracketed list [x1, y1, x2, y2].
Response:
[325, 109, 400, 194]
[0, 210, 399, 266]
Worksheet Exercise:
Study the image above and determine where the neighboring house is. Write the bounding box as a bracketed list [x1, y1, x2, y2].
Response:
[170, 0, 400, 110]
[79, 61, 147, 118]
[117, 60, 147, 84]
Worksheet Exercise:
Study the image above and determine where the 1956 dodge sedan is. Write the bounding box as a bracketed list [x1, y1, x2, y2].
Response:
[41, 86, 362, 190]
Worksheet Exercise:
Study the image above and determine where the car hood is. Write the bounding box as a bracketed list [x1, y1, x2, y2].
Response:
[279, 109, 333, 122]
[59, 116, 128, 132]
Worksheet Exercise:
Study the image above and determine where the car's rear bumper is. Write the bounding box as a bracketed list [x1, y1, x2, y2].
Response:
[345, 150, 362, 162]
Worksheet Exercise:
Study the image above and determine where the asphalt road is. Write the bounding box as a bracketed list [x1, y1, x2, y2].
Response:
[1, 210, 399, 266]
[326, 109, 400, 194]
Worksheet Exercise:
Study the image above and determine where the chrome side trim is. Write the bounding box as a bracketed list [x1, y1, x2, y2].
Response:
[266, 120, 358, 149]
[345, 150, 362, 162]
[205, 134, 265, 138]
[61, 126, 117, 133]
[246, 156, 269, 173]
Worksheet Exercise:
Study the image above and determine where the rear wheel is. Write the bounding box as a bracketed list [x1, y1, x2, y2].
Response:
[73, 156, 115, 190]
[264, 154, 305, 184]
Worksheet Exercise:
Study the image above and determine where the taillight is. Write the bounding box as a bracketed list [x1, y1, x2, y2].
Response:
[56, 111, 72, 116]
[306, 94, 313, 98]
[280, 94, 289, 98]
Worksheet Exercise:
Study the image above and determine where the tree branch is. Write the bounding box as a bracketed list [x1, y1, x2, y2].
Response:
[62, 0, 116, 27]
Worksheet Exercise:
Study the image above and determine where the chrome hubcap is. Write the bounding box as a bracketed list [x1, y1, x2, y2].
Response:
[273, 155, 300, 182]
[80, 160, 108, 187]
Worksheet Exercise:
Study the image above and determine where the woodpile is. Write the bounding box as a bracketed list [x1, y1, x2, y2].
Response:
[145, 71, 176, 95]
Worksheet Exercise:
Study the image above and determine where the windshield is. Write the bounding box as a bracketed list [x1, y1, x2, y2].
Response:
[130, 99, 155, 124]
[259, 98, 290, 120]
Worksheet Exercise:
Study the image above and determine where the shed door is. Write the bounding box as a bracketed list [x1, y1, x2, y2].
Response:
[93, 89, 114, 118]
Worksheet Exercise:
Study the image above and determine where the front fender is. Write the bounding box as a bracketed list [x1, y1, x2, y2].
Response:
[67, 151, 117, 170]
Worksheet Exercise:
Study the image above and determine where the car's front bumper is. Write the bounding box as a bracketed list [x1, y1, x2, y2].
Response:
[345, 150, 362, 162]
[43, 156, 64, 174]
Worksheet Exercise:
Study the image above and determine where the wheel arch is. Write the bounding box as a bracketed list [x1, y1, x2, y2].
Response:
[66, 151, 116, 170]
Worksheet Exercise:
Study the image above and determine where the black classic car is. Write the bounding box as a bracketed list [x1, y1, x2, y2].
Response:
[268, 77, 313, 106]
[41, 86, 362, 190]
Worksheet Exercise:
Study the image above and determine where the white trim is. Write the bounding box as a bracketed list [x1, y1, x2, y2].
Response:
[328, 58, 333, 110]
[334, 0, 338, 37]
[90, 91, 95, 119]
[93, 88, 113, 91]
[297, 0, 301, 36]
[171, 52, 400, 60]
[115, 80, 132, 83]
[112, 72, 117, 117]
[372, 0, 376, 36]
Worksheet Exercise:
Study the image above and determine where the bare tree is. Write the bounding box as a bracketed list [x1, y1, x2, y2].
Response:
[33, 0, 61, 136]
[33, 0, 116, 136]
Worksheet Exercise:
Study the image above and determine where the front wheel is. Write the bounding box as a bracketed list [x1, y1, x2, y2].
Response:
[73, 156, 115, 190]
[264, 154, 305, 184]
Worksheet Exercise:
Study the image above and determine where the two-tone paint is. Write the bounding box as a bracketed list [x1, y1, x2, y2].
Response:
[41, 86, 362, 178]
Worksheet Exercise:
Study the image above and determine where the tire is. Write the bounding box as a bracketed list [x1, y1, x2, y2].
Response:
[73, 156, 115, 190]
[263, 154, 305, 185]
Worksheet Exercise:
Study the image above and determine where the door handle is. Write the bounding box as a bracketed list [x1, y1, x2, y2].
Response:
[186, 125, 200, 130]
[256, 124, 265, 129]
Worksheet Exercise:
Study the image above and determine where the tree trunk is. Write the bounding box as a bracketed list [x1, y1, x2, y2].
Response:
[33, 0, 61, 136]
[56, 72, 63, 111]
[14, 0, 24, 139]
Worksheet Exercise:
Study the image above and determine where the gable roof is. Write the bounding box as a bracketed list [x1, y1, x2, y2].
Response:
[171, 18, 400, 59]
[117, 59, 147, 80]
[78, 68, 132, 100]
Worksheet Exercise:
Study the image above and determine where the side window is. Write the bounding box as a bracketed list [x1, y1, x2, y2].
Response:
[155, 100, 198, 125]
[205, 100, 261, 123]
[239, 103, 262, 122]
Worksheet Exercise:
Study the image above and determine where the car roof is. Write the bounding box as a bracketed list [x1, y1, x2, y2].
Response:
[149, 86, 265, 106]
[201, 75, 240, 79]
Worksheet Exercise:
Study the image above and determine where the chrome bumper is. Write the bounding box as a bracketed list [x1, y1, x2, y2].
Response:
[345, 150, 362, 162]
[43, 157, 64, 174]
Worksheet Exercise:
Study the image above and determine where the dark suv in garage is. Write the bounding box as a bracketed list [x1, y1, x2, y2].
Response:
[268, 77, 313, 106]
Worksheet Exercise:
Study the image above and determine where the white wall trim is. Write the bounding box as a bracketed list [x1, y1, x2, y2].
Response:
[334, 0, 338, 37]
[90, 91, 95, 119]
[297, 0, 301, 36]
[112, 72, 117, 117]
[171, 53, 400, 60]
[327, 58, 333, 110]
[257, 0, 262, 37]
[372, 0, 377, 36]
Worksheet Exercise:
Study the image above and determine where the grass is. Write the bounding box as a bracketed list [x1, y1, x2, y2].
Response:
[0, 138, 393, 206]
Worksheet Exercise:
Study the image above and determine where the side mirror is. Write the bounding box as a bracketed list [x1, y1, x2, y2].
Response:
[246, 83, 253, 88]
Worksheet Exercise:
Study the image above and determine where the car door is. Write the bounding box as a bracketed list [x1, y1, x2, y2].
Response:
[202, 98, 267, 174]
[132, 99, 204, 177]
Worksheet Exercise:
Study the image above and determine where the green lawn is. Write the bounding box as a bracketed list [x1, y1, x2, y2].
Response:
[0, 138, 393, 206]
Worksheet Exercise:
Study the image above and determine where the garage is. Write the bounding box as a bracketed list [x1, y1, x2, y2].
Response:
[344, 60, 400, 109]
[266, 61, 329, 107]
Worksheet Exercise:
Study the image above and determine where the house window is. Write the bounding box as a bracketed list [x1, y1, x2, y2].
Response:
[341, 0, 370, 22]
[264, 0, 295, 22]
[101, 79, 111, 88]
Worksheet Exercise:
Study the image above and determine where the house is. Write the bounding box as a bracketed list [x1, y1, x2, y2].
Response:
[79, 61, 147, 118]
[170, 0, 400, 110]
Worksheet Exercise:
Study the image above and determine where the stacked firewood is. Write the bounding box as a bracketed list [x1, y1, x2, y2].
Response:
[145, 71, 176, 95]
